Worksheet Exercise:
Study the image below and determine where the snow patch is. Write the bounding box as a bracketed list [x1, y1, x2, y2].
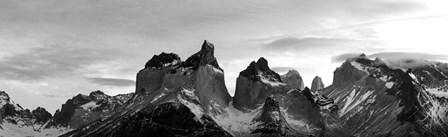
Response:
[270, 111, 280, 122]
[379, 76, 389, 82]
[163, 60, 179, 67]
[350, 61, 368, 72]
[207, 64, 223, 74]
[340, 89, 374, 116]
[177, 94, 204, 121]
[409, 73, 419, 82]
[426, 88, 448, 98]
[150, 93, 166, 103]
[81, 101, 99, 110]
[213, 101, 261, 132]
[258, 73, 286, 86]
[181, 88, 199, 101]
[385, 82, 394, 88]
[0, 122, 70, 137]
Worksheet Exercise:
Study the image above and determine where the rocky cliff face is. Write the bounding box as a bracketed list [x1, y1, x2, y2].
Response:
[281, 69, 305, 90]
[63, 40, 232, 137]
[47, 90, 132, 129]
[321, 54, 448, 137]
[233, 57, 290, 111]
[282, 88, 350, 137]
[133, 40, 231, 115]
[31, 107, 52, 124]
[311, 76, 325, 93]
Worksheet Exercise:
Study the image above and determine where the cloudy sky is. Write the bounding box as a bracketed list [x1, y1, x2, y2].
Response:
[1, 0, 447, 113]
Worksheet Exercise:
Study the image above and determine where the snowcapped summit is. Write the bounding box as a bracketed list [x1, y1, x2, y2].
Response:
[332, 56, 372, 86]
[281, 69, 305, 90]
[32, 107, 52, 124]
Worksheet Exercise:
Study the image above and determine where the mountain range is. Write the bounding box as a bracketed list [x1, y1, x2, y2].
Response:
[1, 40, 447, 137]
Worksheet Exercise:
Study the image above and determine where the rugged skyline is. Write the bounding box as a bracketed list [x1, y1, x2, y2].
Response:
[1, 0, 448, 113]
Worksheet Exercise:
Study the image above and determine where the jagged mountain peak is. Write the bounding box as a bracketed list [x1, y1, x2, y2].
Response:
[322, 55, 448, 136]
[261, 97, 279, 113]
[0, 91, 60, 136]
[301, 87, 314, 103]
[201, 40, 214, 53]
[281, 69, 305, 90]
[31, 107, 52, 124]
[48, 91, 133, 129]
[332, 58, 370, 86]
[0, 91, 11, 103]
[240, 57, 282, 83]
[89, 90, 110, 100]
[251, 97, 300, 136]
[285, 69, 300, 75]
[311, 76, 325, 93]
[89, 90, 105, 96]
[256, 57, 270, 71]
[182, 40, 222, 71]
[144, 52, 181, 69]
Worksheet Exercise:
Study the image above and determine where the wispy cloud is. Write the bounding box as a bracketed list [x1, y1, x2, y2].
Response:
[368, 52, 447, 60]
[0, 38, 130, 81]
[86, 77, 135, 87]
[271, 67, 296, 74]
[331, 53, 364, 63]
[332, 52, 448, 63]
[264, 37, 360, 52]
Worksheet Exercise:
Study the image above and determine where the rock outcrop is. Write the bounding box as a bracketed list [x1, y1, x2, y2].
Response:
[233, 57, 290, 111]
[31, 107, 52, 124]
[48, 90, 133, 129]
[311, 76, 325, 93]
[63, 40, 232, 137]
[282, 88, 350, 136]
[281, 69, 304, 90]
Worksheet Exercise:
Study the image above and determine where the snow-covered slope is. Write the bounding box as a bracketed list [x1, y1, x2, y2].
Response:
[321, 54, 448, 137]
[0, 91, 68, 137]
[46, 90, 132, 130]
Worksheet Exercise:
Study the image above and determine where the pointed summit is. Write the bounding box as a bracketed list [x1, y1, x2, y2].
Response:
[251, 97, 299, 136]
[311, 76, 325, 93]
[144, 52, 181, 69]
[239, 57, 281, 82]
[0, 91, 11, 103]
[256, 57, 270, 71]
[183, 40, 222, 70]
[281, 69, 305, 90]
